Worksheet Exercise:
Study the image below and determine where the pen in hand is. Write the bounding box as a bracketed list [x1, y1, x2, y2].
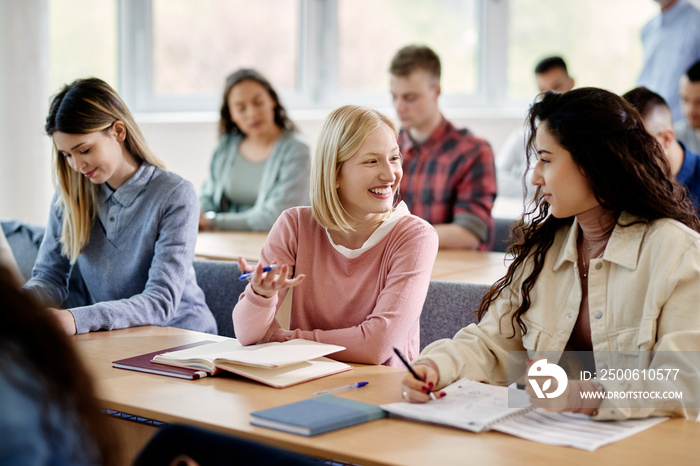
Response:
[238, 264, 277, 281]
[312, 381, 369, 396]
[393, 347, 437, 400]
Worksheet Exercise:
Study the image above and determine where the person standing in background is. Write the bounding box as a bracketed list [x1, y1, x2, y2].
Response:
[637, 0, 700, 122]
[199, 69, 311, 232]
[389, 45, 497, 250]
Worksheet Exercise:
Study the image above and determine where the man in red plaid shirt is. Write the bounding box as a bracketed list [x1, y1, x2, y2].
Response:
[390, 45, 497, 250]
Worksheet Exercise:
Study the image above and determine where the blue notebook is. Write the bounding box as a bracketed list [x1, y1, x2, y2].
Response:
[250, 395, 387, 436]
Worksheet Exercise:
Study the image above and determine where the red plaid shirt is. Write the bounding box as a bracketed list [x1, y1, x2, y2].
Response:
[398, 117, 497, 249]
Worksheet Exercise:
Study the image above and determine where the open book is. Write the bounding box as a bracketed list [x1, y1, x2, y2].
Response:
[151, 338, 351, 388]
[381, 379, 667, 451]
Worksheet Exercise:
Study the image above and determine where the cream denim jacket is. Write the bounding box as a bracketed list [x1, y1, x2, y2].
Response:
[418, 212, 700, 420]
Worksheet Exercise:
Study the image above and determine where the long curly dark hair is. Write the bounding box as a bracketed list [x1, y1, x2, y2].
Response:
[218, 68, 297, 138]
[478, 87, 700, 336]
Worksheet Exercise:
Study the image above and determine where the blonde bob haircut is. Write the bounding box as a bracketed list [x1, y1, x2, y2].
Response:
[45, 78, 165, 263]
[311, 105, 399, 232]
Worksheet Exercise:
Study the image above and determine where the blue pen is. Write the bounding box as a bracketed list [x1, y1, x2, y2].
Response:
[238, 264, 277, 281]
[312, 381, 369, 396]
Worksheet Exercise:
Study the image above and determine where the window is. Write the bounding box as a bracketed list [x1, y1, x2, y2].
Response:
[119, 0, 662, 114]
[152, 0, 299, 96]
[336, 0, 479, 106]
[120, 0, 490, 112]
[49, 0, 118, 93]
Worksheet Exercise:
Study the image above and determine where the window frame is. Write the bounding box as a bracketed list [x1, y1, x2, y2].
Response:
[119, 0, 511, 113]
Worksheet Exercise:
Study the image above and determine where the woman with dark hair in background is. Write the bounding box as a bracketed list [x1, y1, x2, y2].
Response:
[0, 266, 119, 465]
[23, 77, 216, 335]
[400, 88, 700, 421]
[199, 69, 311, 231]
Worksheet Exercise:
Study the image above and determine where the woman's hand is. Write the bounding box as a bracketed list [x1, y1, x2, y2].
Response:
[400, 359, 445, 403]
[47, 308, 77, 335]
[238, 257, 305, 299]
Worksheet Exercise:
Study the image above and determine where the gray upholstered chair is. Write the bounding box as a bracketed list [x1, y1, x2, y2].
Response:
[419, 280, 491, 350]
[2, 220, 46, 281]
[192, 259, 245, 338]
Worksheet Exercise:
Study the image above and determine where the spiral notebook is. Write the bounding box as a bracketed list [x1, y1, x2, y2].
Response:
[381, 378, 667, 450]
[381, 378, 533, 433]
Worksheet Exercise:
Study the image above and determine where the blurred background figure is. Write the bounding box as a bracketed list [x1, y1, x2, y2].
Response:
[199, 69, 311, 232]
[675, 60, 700, 153]
[637, 0, 700, 122]
[390, 45, 496, 250]
[496, 56, 575, 200]
[623, 86, 700, 211]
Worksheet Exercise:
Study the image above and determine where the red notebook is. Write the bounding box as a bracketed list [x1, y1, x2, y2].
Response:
[112, 341, 217, 380]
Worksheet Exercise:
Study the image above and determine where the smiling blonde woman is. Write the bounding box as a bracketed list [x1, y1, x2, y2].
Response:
[233, 105, 439, 367]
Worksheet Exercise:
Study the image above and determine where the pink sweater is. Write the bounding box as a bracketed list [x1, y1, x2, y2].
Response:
[232, 206, 439, 366]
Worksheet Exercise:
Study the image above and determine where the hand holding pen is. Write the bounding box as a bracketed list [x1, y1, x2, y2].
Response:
[394, 347, 444, 403]
[237, 257, 305, 299]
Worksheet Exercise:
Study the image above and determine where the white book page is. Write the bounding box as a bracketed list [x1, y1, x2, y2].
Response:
[213, 339, 346, 368]
[493, 410, 668, 451]
[153, 338, 345, 368]
[215, 357, 352, 388]
[381, 379, 532, 432]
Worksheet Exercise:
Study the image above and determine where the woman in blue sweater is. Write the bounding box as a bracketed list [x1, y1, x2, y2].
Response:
[199, 69, 311, 231]
[23, 78, 216, 335]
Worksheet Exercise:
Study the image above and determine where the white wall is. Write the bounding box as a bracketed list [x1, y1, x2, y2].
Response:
[0, 0, 53, 225]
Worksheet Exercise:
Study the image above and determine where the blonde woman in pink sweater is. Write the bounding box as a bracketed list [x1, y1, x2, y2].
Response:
[232, 105, 439, 366]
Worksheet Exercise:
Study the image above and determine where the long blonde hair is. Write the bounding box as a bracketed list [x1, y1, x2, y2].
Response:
[45, 78, 165, 263]
[311, 105, 399, 232]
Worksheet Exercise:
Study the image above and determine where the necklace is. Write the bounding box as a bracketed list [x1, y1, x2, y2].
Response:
[583, 237, 607, 252]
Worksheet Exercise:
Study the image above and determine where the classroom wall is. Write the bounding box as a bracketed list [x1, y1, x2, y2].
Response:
[137, 110, 524, 203]
[0, 0, 53, 225]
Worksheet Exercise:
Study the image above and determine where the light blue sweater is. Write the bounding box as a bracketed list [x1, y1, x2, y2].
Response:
[199, 130, 311, 231]
[23, 164, 217, 334]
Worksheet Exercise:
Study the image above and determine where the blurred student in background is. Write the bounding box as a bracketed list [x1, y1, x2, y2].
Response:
[675, 60, 700, 154]
[496, 56, 575, 200]
[623, 86, 700, 211]
[199, 69, 311, 231]
[389, 45, 496, 250]
[233, 105, 438, 366]
[23, 78, 216, 336]
[0, 265, 119, 465]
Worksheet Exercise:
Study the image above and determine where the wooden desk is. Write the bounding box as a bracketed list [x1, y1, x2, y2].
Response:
[76, 326, 700, 466]
[196, 231, 268, 262]
[431, 249, 511, 284]
[196, 231, 510, 285]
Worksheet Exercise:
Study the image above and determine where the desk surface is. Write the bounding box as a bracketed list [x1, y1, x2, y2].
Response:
[196, 231, 511, 285]
[76, 326, 700, 466]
